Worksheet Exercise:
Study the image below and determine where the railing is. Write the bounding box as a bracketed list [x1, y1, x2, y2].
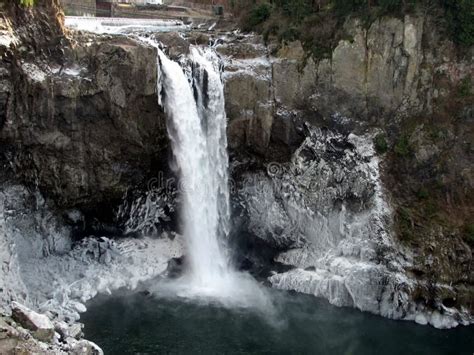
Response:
[170, 1, 212, 11]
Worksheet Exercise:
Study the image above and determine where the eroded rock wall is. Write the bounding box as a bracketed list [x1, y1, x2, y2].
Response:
[0, 2, 167, 212]
[222, 15, 472, 153]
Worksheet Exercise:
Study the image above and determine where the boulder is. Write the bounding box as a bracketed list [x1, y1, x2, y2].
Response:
[11, 302, 54, 343]
[55, 321, 83, 340]
[70, 339, 104, 355]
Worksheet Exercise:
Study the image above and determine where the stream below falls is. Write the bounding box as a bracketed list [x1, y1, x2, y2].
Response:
[82, 288, 474, 355]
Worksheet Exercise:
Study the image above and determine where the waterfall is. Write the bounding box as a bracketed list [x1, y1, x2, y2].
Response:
[191, 48, 231, 244]
[155, 46, 272, 309]
[157, 46, 233, 292]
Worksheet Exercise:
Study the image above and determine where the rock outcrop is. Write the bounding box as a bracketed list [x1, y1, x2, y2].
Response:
[218, 13, 473, 326]
[0, 1, 167, 212]
[12, 302, 55, 343]
[221, 15, 472, 153]
[220, 34, 275, 155]
[0, 312, 103, 354]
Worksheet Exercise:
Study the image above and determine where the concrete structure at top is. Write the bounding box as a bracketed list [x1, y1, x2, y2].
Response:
[60, 0, 227, 18]
[60, 0, 165, 17]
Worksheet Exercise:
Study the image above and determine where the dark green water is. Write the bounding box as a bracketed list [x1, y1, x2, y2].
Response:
[82, 290, 474, 355]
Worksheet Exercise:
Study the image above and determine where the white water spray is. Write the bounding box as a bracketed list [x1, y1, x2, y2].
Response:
[158, 47, 230, 289]
[156, 46, 272, 309]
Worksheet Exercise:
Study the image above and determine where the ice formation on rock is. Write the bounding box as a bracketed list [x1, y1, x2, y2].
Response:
[238, 127, 472, 328]
[0, 185, 184, 323]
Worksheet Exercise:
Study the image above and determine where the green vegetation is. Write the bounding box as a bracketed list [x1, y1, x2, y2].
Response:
[245, 3, 272, 29]
[397, 206, 414, 241]
[374, 133, 388, 154]
[387, 117, 472, 247]
[442, 0, 474, 46]
[458, 76, 472, 97]
[464, 224, 474, 243]
[395, 194, 441, 243]
[237, 0, 473, 57]
[273, 0, 312, 21]
[20, 0, 34, 6]
[416, 187, 429, 200]
[394, 135, 411, 157]
[424, 200, 438, 218]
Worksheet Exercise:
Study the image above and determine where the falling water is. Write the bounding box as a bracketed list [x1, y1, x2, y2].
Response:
[157, 46, 232, 292]
[155, 46, 272, 309]
[191, 48, 231, 244]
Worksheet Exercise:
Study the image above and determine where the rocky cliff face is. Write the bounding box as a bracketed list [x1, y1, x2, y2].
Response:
[0, 4, 181, 353]
[0, 0, 472, 331]
[1, 1, 167, 214]
[218, 14, 473, 326]
[223, 15, 472, 153]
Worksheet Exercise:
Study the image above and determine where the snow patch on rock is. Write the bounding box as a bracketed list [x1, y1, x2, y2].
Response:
[21, 62, 47, 83]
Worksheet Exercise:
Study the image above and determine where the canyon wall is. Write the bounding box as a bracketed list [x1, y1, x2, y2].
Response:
[0, 0, 472, 329]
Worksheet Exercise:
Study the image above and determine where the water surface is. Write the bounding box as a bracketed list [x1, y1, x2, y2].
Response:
[82, 290, 474, 355]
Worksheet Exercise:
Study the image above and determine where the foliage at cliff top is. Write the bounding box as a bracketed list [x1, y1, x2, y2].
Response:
[236, 0, 473, 51]
[19, 0, 34, 6]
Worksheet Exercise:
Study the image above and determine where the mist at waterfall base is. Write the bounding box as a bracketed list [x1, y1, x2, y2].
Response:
[148, 45, 272, 311]
[82, 289, 474, 355]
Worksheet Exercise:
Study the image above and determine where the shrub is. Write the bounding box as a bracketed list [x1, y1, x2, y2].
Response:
[20, 0, 34, 6]
[441, 0, 474, 46]
[378, 0, 403, 12]
[279, 27, 300, 43]
[417, 187, 429, 200]
[425, 200, 437, 218]
[274, 0, 312, 21]
[240, 0, 472, 56]
[458, 76, 472, 97]
[397, 207, 414, 241]
[394, 135, 411, 157]
[464, 224, 474, 243]
[374, 133, 388, 154]
[332, 0, 365, 16]
[246, 3, 272, 29]
[299, 12, 340, 60]
[263, 22, 280, 43]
